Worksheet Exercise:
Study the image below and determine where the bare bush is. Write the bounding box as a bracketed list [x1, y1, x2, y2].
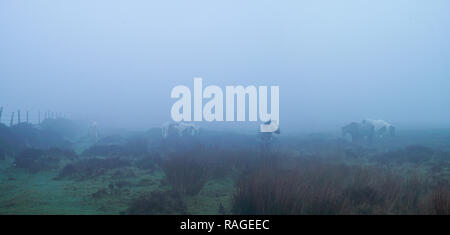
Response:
[161, 149, 209, 195]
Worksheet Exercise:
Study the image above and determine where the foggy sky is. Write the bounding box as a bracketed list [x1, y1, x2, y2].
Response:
[1, 0, 449, 133]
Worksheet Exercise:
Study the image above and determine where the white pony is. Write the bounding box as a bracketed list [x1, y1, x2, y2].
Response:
[362, 119, 395, 138]
[161, 122, 200, 138]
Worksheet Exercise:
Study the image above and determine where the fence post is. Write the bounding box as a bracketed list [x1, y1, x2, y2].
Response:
[26, 111, 29, 124]
[38, 111, 41, 125]
[17, 110, 21, 124]
[10, 112, 14, 127]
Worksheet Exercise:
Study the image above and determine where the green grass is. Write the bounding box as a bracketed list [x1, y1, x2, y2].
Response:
[0, 156, 236, 214]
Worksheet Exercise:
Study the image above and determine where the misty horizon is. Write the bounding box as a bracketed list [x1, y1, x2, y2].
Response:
[1, 1, 449, 133]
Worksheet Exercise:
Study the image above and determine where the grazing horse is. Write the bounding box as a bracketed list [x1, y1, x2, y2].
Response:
[161, 122, 201, 151]
[362, 119, 395, 138]
[342, 122, 373, 144]
[342, 119, 395, 145]
[161, 122, 200, 139]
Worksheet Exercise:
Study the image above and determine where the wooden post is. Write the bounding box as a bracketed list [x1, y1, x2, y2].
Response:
[26, 111, 29, 124]
[17, 110, 21, 124]
[10, 112, 14, 126]
[38, 111, 41, 124]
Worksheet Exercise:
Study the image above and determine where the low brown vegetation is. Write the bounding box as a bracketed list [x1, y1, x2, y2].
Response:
[426, 184, 450, 215]
[124, 190, 187, 215]
[233, 157, 446, 215]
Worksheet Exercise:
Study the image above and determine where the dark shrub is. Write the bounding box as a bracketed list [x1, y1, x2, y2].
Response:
[90, 180, 134, 199]
[14, 149, 43, 172]
[57, 157, 131, 180]
[82, 145, 127, 157]
[124, 190, 187, 215]
[123, 135, 149, 155]
[45, 147, 78, 160]
[14, 148, 74, 173]
[91, 188, 110, 199]
[135, 153, 161, 171]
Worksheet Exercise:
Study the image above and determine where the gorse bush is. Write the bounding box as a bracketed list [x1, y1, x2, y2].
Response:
[14, 148, 77, 173]
[56, 157, 131, 180]
[14, 148, 54, 173]
[124, 190, 187, 215]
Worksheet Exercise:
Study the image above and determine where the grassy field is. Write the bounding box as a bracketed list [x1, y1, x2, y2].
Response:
[1, 129, 449, 215]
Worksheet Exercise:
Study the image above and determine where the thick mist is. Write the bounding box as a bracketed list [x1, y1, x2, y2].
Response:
[1, 0, 449, 133]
